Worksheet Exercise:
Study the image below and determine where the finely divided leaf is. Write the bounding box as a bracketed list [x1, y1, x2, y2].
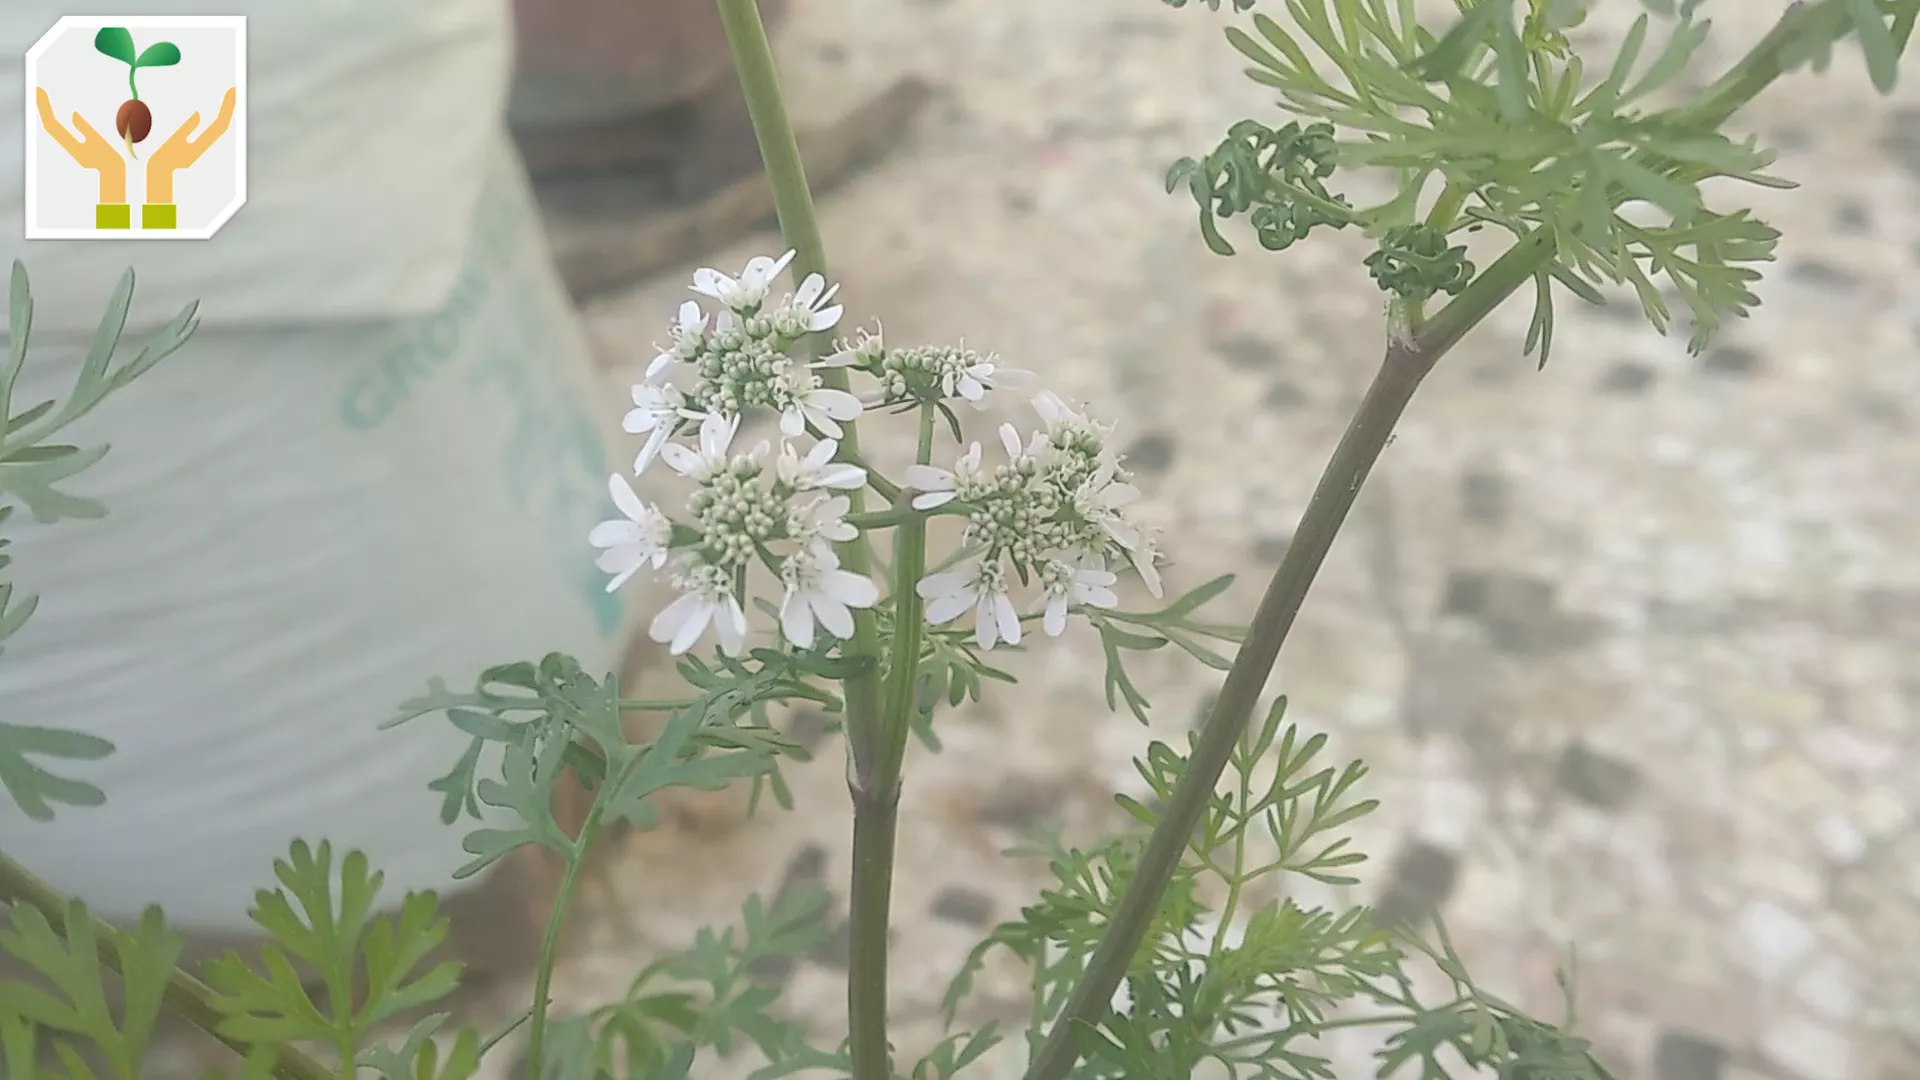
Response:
[0, 900, 183, 1078]
[0, 720, 113, 821]
[204, 841, 463, 1054]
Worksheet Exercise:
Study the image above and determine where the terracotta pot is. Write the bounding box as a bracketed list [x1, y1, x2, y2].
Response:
[508, 0, 790, 127]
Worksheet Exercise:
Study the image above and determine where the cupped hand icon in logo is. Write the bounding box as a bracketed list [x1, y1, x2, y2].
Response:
[24, 16, 246, 239]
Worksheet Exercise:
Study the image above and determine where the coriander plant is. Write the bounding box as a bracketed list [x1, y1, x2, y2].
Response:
[0, 0, 1914, 1078]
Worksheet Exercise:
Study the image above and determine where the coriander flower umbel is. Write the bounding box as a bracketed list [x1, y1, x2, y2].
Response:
[907, 394, 1162, 648]
[595, 409, 880, 656]
[643, 251, 864, 440]
[825, 325, 1035, 409]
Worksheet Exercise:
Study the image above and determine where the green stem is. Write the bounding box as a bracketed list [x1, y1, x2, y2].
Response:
[847, 503, 964, 531]
[1670, 0, 1850, 131]
[838, 449, 904, 503]
[714, 0, 884, 762]
[844, 798, 897, 1080]
[1423, 181, 1468, 232]
[616, 697, 696, 712]
[879, 407, 935, 790]
[1019, 6, 1828, 1074]
[714, 3, 897, 1077]
[1209, 721, 1257, 958]
[846, 407, 935, 1080]
[0, 849, 335, 1080]
[845, 508, 913, 531]
[1208, 1008, 1444, 1055]
[523, 784, 618, 1080]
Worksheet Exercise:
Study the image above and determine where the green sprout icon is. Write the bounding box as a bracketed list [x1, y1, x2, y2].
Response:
[93, 27, 181, 160]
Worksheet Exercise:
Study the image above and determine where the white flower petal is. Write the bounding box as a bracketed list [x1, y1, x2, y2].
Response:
[716, 598, 749, 656]
[1132, 549, 1164, 599]
[1033, 392, 1067, 426]
[588, 520, 640, 548]
[600, 559, 643, 593]
[809, 304, 844, 332]
[992, 592, 1022, 647]
[824, 569, 880, 608]
[634, 426, 672, 475]
[652, 592, 711, 654]
[903, 465, 951, 490]
[659, 442, 703, 477]
[924, 590, 975, 626]
[780, 591, 817, 650]
[813, 388, 864, 421]
[699, 412, 739, 459]
[807, 411, 844, 439]
[1043, 596, 1069, 637]
[608, 473, 648, 521]
[815, 463, 865, 489]
[992, 367, 1040, 392]
[794, 274, 825, 307]
[811, 594, 856, 640]
[918, 570, 970, 600]
[973, 598, 999, 650]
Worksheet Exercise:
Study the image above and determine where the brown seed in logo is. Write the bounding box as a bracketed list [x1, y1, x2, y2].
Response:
[115, 99, 151, 143]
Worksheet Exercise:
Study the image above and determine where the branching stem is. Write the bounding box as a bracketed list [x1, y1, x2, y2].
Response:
[1017, 5, 1842, 1076]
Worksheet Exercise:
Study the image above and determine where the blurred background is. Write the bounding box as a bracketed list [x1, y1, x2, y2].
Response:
[171, 0, 1920, 1076]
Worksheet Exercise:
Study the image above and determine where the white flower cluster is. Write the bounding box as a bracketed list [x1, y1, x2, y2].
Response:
[856, 333, 1036, 409]
[592, 252, 878, 656]
[904, 392, 1164, 650]
[591, 250, 1164, 658]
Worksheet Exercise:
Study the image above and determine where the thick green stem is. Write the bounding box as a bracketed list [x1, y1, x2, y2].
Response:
[713, 0, 886, 773]
[846, 407, 935, 1079]
[844, 796, 898, 1079]
[1017, 5, 1842, 1077]
[715, 2, 899, 1076]
[0, 850, 335, 1080]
